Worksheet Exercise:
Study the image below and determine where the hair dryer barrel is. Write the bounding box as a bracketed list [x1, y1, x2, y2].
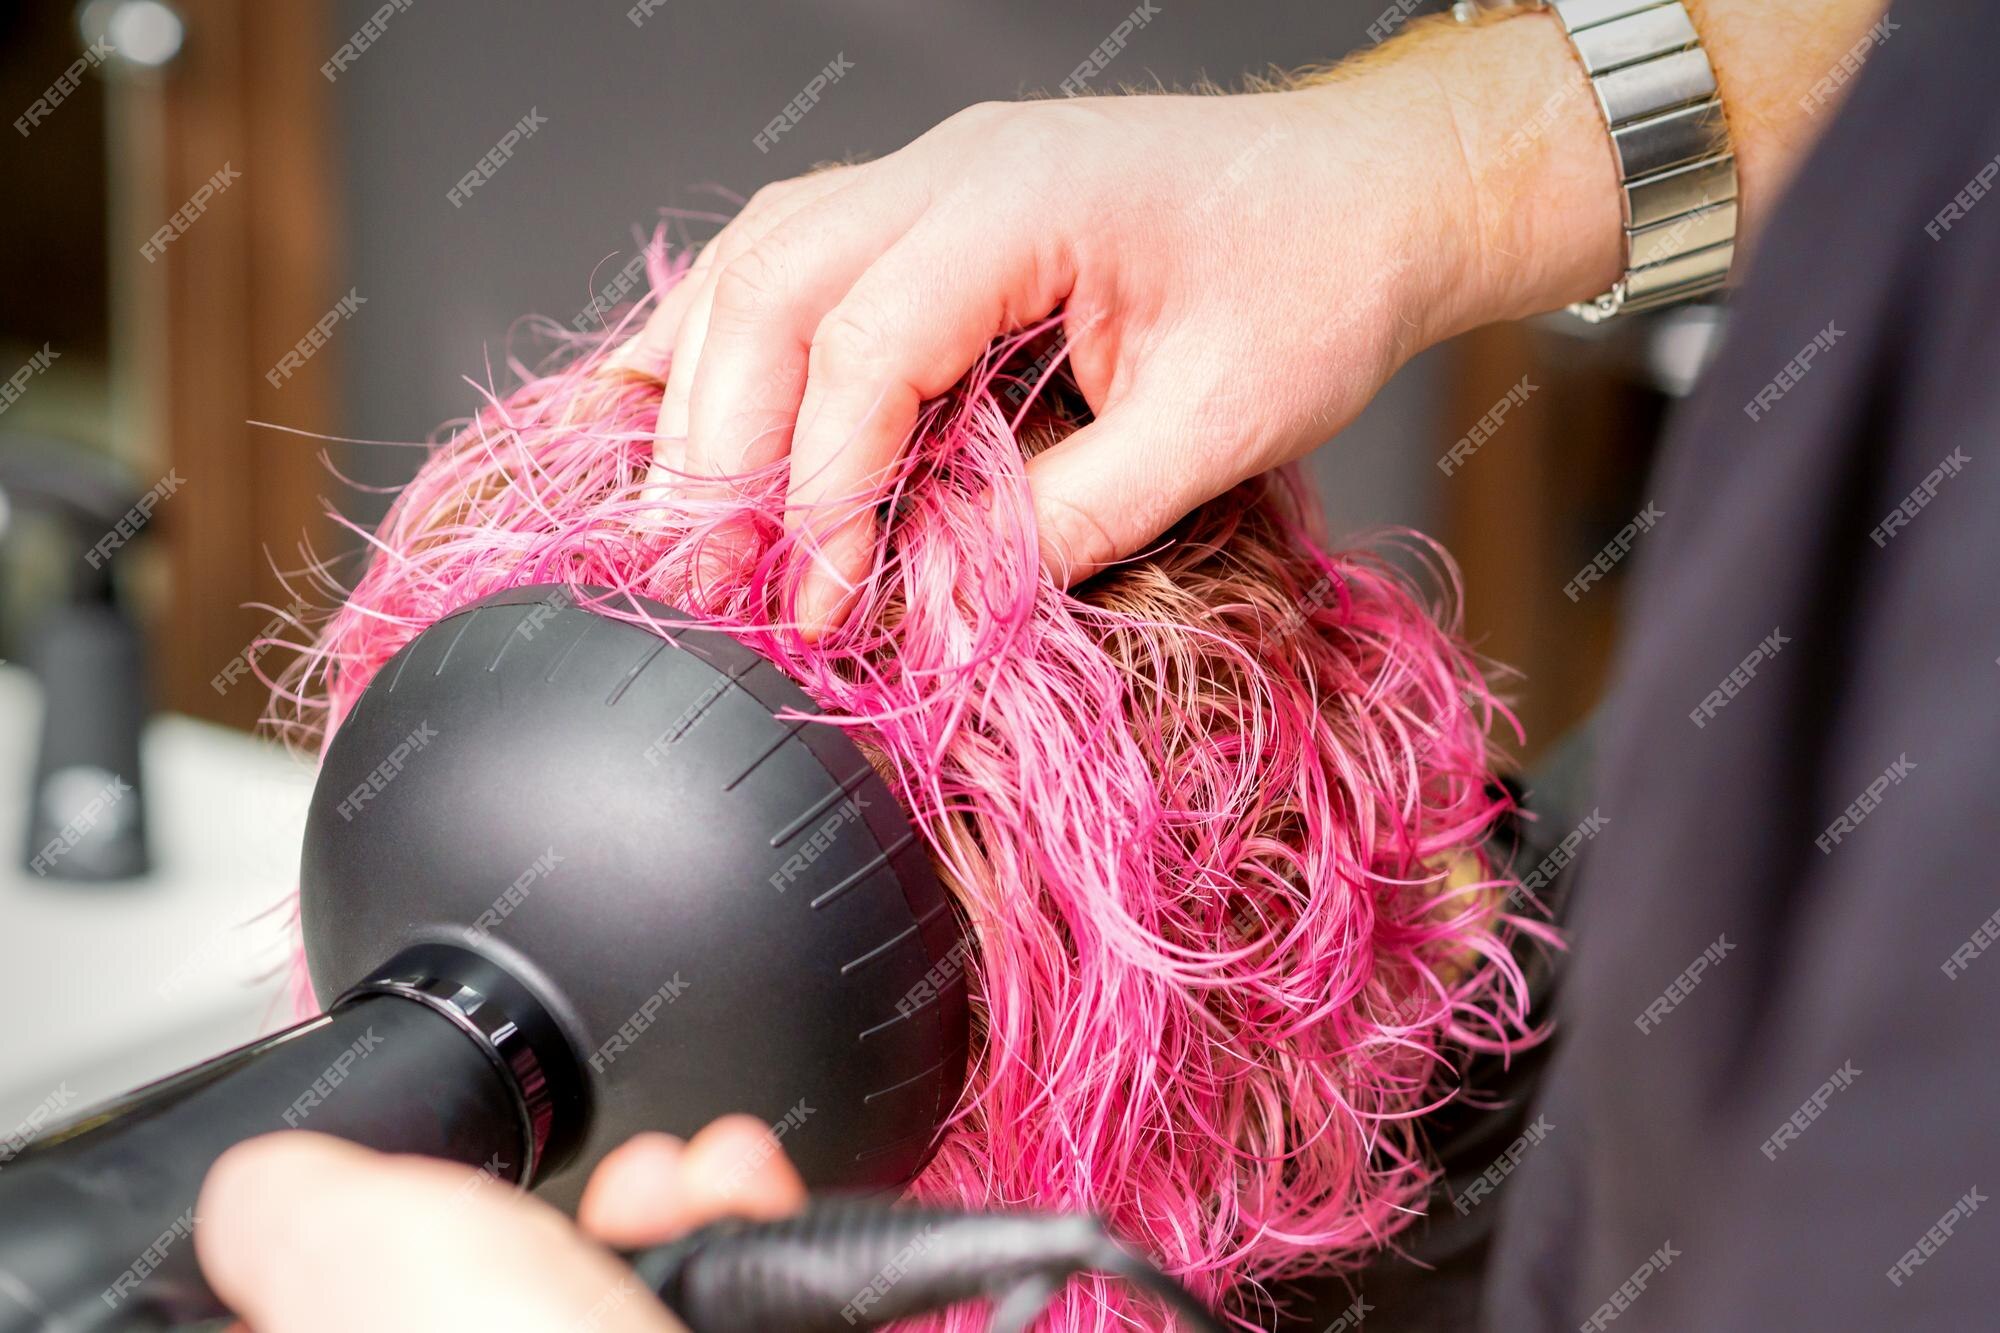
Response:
[0, 993, 521, 1332]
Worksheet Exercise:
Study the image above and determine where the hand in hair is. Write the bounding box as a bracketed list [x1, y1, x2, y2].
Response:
[620, 85, 1472, 634]
[616, 0, 1888, 635]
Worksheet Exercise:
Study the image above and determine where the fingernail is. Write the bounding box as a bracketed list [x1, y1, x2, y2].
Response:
[795, 572, 843, 642]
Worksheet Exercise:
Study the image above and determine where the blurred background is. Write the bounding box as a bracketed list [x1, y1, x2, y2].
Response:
[0, 0, 1719, 1279]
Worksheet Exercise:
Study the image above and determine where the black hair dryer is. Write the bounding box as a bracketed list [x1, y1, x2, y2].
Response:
[0, 585, 971, 1330]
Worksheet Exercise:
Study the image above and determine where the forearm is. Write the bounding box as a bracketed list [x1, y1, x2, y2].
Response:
[1683, 0, 1896, 216]
[1333, 0, 1893, 334]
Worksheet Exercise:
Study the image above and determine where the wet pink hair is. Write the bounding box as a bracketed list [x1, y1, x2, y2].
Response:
[270, 240, 1545, 1329]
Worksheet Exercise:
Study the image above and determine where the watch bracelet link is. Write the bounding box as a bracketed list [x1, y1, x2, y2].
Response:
[1460, 0, 1738, 321]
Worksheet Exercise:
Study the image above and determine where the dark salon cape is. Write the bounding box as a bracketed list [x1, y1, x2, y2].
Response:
[1482, 3, 2000, 1329]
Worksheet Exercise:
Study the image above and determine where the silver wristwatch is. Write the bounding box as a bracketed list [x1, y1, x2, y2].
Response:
[1454, 0, 1737, 321]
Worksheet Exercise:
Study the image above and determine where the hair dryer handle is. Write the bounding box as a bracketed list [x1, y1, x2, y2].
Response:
[0, 994, 523, 1331]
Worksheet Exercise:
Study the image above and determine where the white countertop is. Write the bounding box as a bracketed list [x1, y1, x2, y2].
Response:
[0, 666, 310, 1134]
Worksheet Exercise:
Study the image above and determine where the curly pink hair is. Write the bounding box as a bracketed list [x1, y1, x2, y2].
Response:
[268, 242, 1546, 1329]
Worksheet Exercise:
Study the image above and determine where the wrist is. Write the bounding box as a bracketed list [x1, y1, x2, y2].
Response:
[1289, 13, 1626, 346]
[1421, 10, 1627, 331]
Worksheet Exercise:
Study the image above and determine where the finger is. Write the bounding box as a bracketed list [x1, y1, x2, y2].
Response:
[683, 180, 930, 485]
[676, 1115, 809, 1224]
[788, 212, 1076, 633]
[656, 272, 718, 453]
[653, 173, 858, 476]
[608, 240, 718, 379]
[606, 1116, 808, 1247]
[614, 173, 851, 380]
[1024, 399, 1223, 587]
[791, 516, 880, 638]
[579, 1120, 806, 1250]
[577, 1132, 687, 1248]
[198, 1133, 678, 1333]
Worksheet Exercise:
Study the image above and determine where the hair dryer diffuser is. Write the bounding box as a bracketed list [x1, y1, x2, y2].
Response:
[301, 583, 969, 1198]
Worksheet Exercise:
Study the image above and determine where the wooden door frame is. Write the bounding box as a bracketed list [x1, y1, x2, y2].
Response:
[115, 0, 338, 731]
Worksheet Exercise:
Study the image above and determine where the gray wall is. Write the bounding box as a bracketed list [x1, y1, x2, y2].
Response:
[330, 0, 1451, 536]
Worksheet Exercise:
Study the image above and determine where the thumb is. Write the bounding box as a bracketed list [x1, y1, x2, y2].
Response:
[1023, 399, 1226, 587]
[197, 1133, 679, 1333]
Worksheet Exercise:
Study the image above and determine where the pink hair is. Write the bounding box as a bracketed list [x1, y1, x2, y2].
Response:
[269, 241, 1547, 1329]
